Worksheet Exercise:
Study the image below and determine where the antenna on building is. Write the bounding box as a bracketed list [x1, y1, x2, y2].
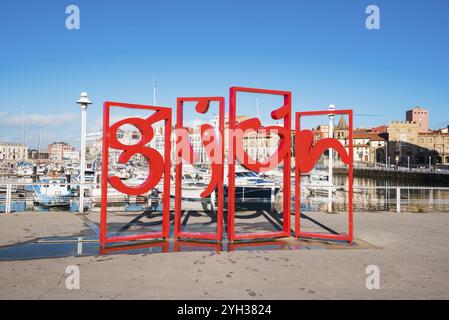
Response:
[152, 79, 158, 105]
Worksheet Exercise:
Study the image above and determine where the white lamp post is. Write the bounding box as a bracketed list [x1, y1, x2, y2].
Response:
[77, 92, 92, 213]
[328, 104, 335, 213]
[428, 156, 432, 171]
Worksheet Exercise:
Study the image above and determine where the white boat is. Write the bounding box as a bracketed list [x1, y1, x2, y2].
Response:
[88, 171, 124, 205]
[36, 166, 46, 176]
[17, 164, 33, 177]
[109, 165, 131, 180]
[90, 186, 127, 205]
[73, 169, 96, 183]
[234, 170, 276, 187]
[169, 165, 280, 203]
[170, 173, 207, 201]
[89, 172, 160, 206]
[307, 170, 331, 186]
[223, 166, 280, 208]
[33, 176, 71, 207]
[300, 170, 337, 197]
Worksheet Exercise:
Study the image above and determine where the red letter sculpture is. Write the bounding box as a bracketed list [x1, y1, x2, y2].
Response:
[228, 87, 292, 241]
[294, 110, 354, 243]
[99, 88, 355, 248]
[100, 102, 172, 247]
[174, 97, 225, 242]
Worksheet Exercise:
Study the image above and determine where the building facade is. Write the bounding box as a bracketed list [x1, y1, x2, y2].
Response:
[0, 142, 28, 161]
[406, 106, 428, 133]
[416, 131, 449, 165]
[387, 121, 420, 166]
[48, 142, 79, 161]
[387, 121, 449, 166]
[351, 131, 387, 163]
[28, 149, 50, 161]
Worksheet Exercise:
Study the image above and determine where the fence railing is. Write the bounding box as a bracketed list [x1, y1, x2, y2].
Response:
[298, 185, 449, 213]
[0, 182, 163, 214]
[1, 182, 449, 213]
[334, 162, 449, 174]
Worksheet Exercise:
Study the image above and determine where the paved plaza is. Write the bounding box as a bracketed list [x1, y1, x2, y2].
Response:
[0, 211, 448, 299]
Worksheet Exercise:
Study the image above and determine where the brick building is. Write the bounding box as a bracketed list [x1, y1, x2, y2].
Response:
[48, 142, 79, 161]
[406, 106, 428, 133]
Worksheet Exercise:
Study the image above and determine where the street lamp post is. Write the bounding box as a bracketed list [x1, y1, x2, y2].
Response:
[328, 104, 335, 213]
[407, 156, 410, 170]
[428, 156, 432, 171]
[77, 92, 92, 213]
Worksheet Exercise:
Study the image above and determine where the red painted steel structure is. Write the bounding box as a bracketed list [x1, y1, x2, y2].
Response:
[294, 109, 354, 243]
[100, 102, 172, 247]
[99, 241, 169, 255]
[227, 240, 286, 252]
[228, 87, 292, 241]
[174, 97, 225, 242]
[173, 240, 222, 253]
[99, 88, 355, 247]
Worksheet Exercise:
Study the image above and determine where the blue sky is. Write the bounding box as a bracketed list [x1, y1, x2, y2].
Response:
[0, 0, 448, 149]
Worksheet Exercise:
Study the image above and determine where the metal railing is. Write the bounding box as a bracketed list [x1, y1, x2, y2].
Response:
[1, 182, 449, 213]
[298, 185, 449, 213]
[335, 162, 449, 174]
[0, 182, 163, 214]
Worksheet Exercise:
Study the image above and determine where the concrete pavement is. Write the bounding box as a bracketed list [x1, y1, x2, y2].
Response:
[0, 211, 448, 299]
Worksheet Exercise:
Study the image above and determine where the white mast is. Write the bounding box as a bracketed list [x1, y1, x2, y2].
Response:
[37, 128, 41, 160]
[152, 79, 157, 105]
[256, 97, 260, 161]
[22, 101, 26, 160]
[328, 104, 335, 213]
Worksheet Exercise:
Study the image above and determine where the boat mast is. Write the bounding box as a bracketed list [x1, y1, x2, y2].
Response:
[22, 101, 26, 160]
[256, 97, 260, 162]
[152, 79, 157, 105]
[37, 128, 41, 160]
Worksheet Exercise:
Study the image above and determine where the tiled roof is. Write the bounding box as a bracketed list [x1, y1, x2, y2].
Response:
[353, 131, 386, 141]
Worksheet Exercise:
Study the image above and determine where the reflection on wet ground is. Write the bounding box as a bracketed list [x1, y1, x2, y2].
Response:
[0, 207, 379, 261]
[0, 235, 378, 261]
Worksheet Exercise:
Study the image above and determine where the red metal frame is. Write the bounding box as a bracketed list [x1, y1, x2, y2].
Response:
[174, 97, 225, 242]
[173, 240, 222, 253]
[294, 109, 354, 243]
[100, 101, 172, 247]
[228, 86, 292, 241]
[99, 240, 169, 255]
[227, 240, 286, 252]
